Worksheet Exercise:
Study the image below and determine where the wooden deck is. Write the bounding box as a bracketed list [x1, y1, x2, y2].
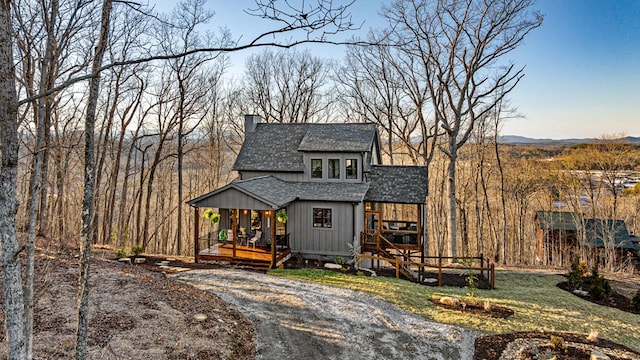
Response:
[197, 243, 291, 269]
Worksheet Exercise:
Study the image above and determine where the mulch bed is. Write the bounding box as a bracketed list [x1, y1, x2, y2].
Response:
[557, 277, 639, 314]
[474, 331, 640, 360]
[429, 297, 514, 318]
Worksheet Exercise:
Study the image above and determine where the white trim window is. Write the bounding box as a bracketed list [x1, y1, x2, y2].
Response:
[311, 158, 323, 178]
[328, 159, 340, 179]
[346, 158, 358, 179]
[312, 208, 332, 228]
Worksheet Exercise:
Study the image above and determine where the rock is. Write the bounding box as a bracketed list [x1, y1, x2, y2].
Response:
[423, 278, 438, 284]
[573, 289, 589, 297]
[160, 260, 170, 266]
[193, 313, 207, 322]
[357, 268, 377, 277]
[438, 296, 460, 306]
[590, 350, 611, 360]
[134, 257, 146, 264]
[117, 258, 131, 265]
[166, 258, 176, 262]
[324, 263, 342, 270]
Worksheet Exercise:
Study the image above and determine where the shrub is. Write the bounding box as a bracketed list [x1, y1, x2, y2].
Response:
[588, 264, 611, 301]
[632, 289, 640, 312]
[549, 335, 566, 350]
[334, 256, 345, 265]
[115, 248, 127, 258]
[131, 245, 144, 256]
[460, 259, 478, 298]
[567, 257, 584, 290]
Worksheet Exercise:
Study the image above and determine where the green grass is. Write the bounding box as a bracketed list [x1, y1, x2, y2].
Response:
[268, 269, 640, 351]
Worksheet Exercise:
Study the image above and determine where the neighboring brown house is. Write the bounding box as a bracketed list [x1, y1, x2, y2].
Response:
[535, 211, 640, 267]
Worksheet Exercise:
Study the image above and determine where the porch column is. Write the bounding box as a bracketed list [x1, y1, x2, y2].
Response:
[418, 203, 423, 279]
[194, 206, 199, 264]
[271, 210, 276, 268]
[232, 209, 237, 258]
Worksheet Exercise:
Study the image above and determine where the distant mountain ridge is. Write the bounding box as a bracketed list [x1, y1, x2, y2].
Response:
[499, 135, 640, 145]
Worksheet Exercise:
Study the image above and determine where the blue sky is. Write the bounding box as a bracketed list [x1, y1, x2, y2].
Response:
[154, 0, 640, 139]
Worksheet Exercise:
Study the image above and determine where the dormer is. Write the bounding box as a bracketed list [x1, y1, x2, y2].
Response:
[233, 119, 381, 183]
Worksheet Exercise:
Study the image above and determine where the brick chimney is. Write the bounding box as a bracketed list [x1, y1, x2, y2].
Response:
[244, 114, 263, 134]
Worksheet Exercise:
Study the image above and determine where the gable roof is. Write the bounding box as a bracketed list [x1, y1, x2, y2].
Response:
[536, 211, 580, 231]
[585, 219, 640, 250]
[233, 122, 378, 172]
[536, 211, 640, 250]
[365, 165, 428, 204]
[297, 123, 378, 152]
[233, 123, 309, 172]
[186, 175, 370, 210]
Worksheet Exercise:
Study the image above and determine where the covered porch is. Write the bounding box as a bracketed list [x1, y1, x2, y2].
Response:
[187, 178, 293, 269]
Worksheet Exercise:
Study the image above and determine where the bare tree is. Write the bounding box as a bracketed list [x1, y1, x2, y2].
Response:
[1, 1, 360, 357]
[75, 0, 112, 357]
[336, 34, 420, 164]
[245, 49, 330, 123]
[0, 1, 27, 357]
[382, 0, 542, 259]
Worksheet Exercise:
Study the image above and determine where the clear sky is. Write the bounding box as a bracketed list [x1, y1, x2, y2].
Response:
[152, 0, 640, 139]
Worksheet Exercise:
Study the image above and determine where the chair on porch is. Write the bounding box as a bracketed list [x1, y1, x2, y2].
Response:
[248, 230, 262, 248]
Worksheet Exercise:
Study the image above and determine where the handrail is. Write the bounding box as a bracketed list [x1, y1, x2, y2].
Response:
[357, 253, 495, 289]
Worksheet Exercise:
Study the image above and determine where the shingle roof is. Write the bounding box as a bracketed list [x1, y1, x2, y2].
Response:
[585, 219, 640, 250]
[536, 211, 580, 231]
[233, 122, 378, 172]
[192, 176, 370, 208]
[297, 123, 377, 152]
[536, 211, 640, 251]
[237, 176, 369, 203]
[233, 123, 309, 172]
[364, 165, 428, 204]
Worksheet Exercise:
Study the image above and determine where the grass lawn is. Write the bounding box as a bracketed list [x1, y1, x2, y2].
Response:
[268, 269, 640, 352]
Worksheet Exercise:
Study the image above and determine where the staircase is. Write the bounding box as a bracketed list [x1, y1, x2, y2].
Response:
[230, 258, 272, 271]
[375, 238, 421, 282]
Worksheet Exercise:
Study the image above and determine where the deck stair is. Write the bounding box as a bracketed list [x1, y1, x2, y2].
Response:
[375, 239, 420, 282]
[230, 258, 272, 271]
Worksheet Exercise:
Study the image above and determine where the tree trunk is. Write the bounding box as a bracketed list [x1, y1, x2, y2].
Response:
[0, 2, 27, 357]
[75, 1, 112, 358]
[447, 143, 458, 260]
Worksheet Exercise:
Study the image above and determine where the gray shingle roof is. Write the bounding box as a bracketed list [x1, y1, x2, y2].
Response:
[364, 165, 428, 204]
[191, 176, 370, 208]
[233, 123, 309, 172]
[297, 123, 377, 152]
[233, 122, 378, 172]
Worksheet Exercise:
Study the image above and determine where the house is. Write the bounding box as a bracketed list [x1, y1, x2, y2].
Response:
[187, 115, 428, 273]
[535, 210, 640, 267]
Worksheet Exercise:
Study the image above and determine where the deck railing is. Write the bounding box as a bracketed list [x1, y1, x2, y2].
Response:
[356, 253, 495, 289]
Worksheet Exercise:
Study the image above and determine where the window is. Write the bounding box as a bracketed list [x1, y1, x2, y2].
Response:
[328, 159, 340, 179]
[311, 159, 323, 178]
[346, 159, 358, 179]
[312, 208, 332, 228]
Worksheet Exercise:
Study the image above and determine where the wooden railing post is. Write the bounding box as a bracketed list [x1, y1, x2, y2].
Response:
[194, 207, 199, 264]
[480, 254, 484, 278]
[395, 258, 400, 279]
[490, 263, 495, 290]
[438, 256, 442, 287]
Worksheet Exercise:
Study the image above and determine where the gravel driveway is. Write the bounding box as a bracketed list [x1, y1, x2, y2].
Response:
[175, 269, 478, 360]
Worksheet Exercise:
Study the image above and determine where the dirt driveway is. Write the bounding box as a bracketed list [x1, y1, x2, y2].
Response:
[174, 269, 478, 360]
